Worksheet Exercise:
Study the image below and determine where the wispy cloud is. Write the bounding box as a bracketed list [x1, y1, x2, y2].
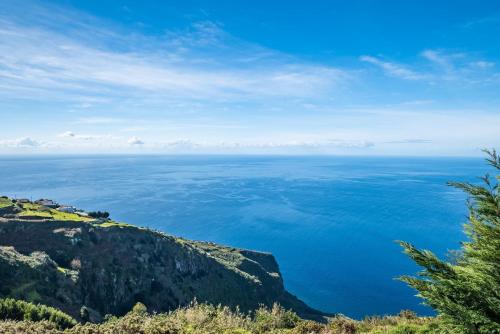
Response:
[470, 61, 495, 69]
[421, 50, 454, 70]
[0, 7, 348, 105]
[384, 139, 432, 144]
[75, 117, 126, 125]
[421, 49, 499, 83]
[361, 51, 499, 85]
[360, 55, 427, 80]
[58, 131, 121, 141]
[0, 1, 499, 156]
[462, 15, 500, 29]
[59, 131, 75, 138]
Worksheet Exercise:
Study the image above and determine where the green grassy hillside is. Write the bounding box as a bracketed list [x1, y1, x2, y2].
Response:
[0, 198, 324, 323]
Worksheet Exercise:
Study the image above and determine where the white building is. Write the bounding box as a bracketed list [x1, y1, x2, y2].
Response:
[57, 206, 77, 213]
[35, 199, 59, 208]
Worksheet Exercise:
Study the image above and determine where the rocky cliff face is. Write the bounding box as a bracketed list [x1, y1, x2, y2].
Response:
[0, 219, 324, 322]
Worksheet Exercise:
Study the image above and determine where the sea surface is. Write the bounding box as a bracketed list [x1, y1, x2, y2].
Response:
[0, 155, 485, 318]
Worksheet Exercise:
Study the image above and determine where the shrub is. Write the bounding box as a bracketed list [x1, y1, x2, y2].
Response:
[0, 298, 76, 329]
[131, 302, 148, 314]
[398, 310, 417, 320]
[253, 303, 301, 333]
[290, 320, 325, 334]
[88, 211, 110, 219]
[80, 306, 90, 322]
[0, 320, 62, 334]
[329, 315, 357, 334]
[385, 323, 433, 334]
[400, 149, 500, 334]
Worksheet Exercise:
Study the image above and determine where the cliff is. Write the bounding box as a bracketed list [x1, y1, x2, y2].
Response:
[0, 197, 325, 322]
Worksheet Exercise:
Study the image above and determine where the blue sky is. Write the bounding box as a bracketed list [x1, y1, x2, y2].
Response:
[0, 0, 499, 155]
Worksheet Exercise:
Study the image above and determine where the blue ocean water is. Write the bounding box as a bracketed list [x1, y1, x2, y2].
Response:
[0, 155, 485, 318]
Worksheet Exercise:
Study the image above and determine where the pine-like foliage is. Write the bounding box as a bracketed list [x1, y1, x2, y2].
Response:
[0, 298, 76, 329]
[400, 149, 500, 334]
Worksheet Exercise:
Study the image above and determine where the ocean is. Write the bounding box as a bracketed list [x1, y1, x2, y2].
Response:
[0, 155, 485, 318]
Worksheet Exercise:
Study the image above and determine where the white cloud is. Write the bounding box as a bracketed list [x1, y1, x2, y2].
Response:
[58, 131, 120, 141]
[0, 137, 41, 148]
[421, 50, 453, 70]
[420, 49, 499, 83]
[160, 140, 199, 150]
[0, 2, 498, 156]
[266, 139, 375, 149]
[152, 139, 374, 153]
[470, 61, 495, 69]
[0, 10, 348, 104]
[361, 51, 499, 84]
[16, 137, 40, 147]
[360, 55, 426, 80]
[59, 131, 75, 137]
[128, 136, 144, 145]
[462, 16, 500, 29]
[76, 135, 107, 141]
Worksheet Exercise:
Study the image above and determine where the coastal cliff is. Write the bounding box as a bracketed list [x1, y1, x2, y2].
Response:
[0, 197, 323, 322]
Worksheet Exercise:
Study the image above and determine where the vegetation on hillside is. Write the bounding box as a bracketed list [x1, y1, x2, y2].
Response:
[0, 199, 133, 228]
[0, 298, 76, 329]
[400, 149, 500, 334]
[88, 211, 110, 219]
[0, 300, 438, 334]
[16, 203, 93, 222]
[0, 213, 321, 322]
[0, 196, 14, 209]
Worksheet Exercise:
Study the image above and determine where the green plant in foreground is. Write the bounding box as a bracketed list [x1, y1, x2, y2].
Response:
[400, 149, 500, 334]
[0, 298, 76, 329]
[0, 299, 438, 334]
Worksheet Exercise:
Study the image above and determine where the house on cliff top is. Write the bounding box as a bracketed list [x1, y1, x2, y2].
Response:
[35, 199, 59, 208]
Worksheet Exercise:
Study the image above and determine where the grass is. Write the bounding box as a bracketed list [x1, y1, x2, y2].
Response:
[96, 221, 134, 228]
[195, 242, 246, 267]
[17, 210, 52, 218]
[0, 197, 14, 209]
[18, 203, 38, 210]
[48, 210, 93, 222]
[4, 198, 132, 227]
[17, 203, 93, 222]
[4, 198, 135, 227]
[191, 242, 264, 283]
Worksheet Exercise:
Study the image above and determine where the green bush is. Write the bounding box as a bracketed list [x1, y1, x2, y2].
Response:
[398, 310, 417, 320]
[88, 211, 110, 219]
[0, 302, 441, 334]
[386, 324, 421, 334]
[400, 149, 500, 334]
[289, 320, 325, 334]
[0, 298, 76, 329]
[253, 303, 301, 333]
[131, 302, 148, 314]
